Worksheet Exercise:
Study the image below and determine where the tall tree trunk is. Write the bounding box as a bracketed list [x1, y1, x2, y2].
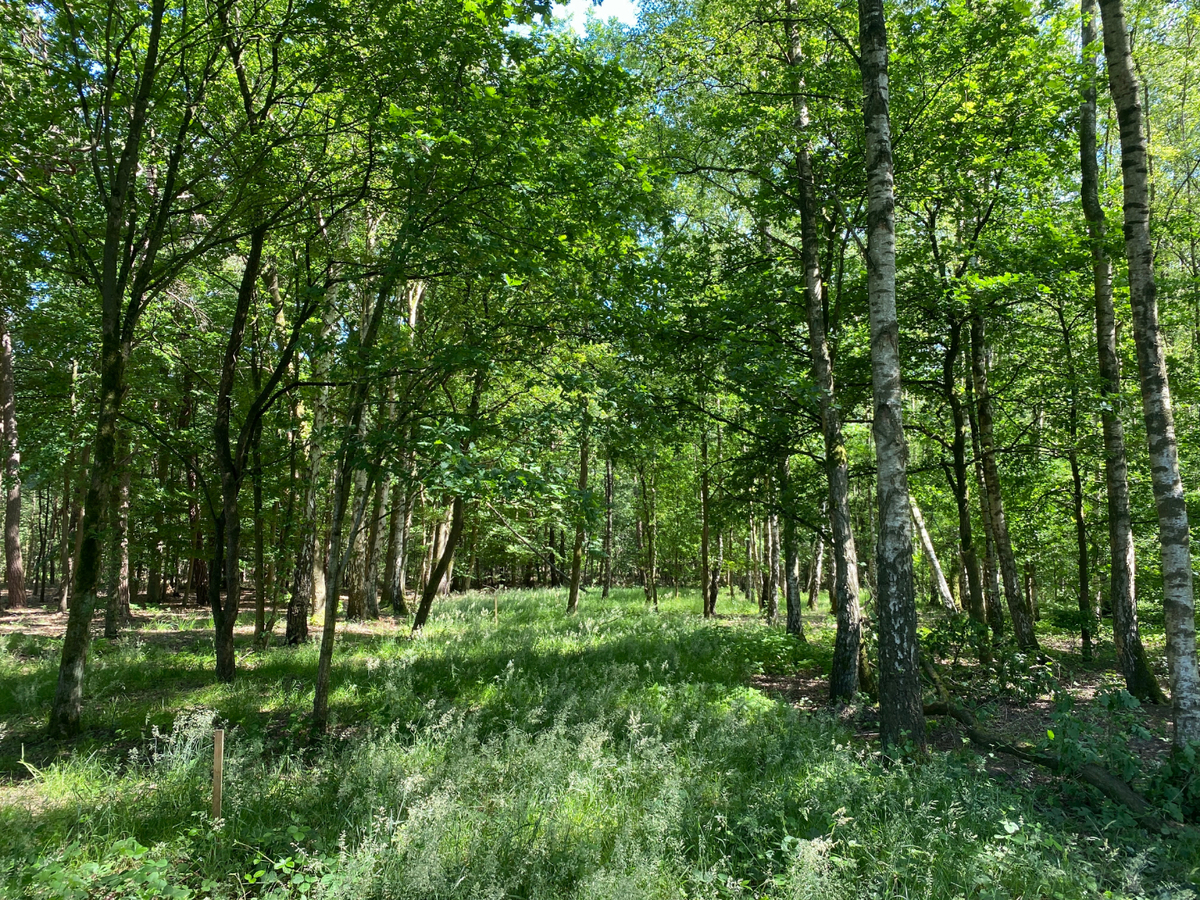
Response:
[789, 19, 863, 695]
[944, 320, 986, 625]
[710, 532, 723, 616]
[602, 455, 613, 598]
[1099, 0, 1200, 741]
[411, 497, 464, 632]
[701, 431, 711, 617]
[1081, 0, 1166, 704]
[781, 462, 806, 639]
[57, 362, 79, 612]
[859, 0, 923, 749]
[104, 435, 133, 638]
[0, 313, 26, 608]
[567, 411, 589, 614]
[49, 328, 130, 736]
[807, 529, 824, 611]
[970, 314, 1038, 651]
[363, 472, 389, 619]
[967, 378, 1005, 636]
[286, 302, 339, 644]
[1057, 308, 1094, 660]
[765, 506, 780, 624]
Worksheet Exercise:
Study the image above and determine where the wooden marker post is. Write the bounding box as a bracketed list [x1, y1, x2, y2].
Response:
[212, 728, 225, 820]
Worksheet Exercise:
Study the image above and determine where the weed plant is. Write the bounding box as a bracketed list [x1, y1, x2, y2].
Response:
[0, 589, 1196, 898]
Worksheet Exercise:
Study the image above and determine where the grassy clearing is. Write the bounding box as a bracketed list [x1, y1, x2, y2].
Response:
[0, 588, 1196, 898]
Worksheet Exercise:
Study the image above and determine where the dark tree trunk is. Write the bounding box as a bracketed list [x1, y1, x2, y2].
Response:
[0, 313, 26, 608]
[970, 315, 1038, 652]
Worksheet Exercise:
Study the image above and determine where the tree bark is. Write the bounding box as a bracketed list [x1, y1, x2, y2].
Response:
[910, 499, 958, 614]
[859, 0, 924, 750]
[1099, 0, 1200, 742]
[1081, 0, 1166, 705]
[566, 411, 589, 614]
[765, 505, 780, 624]
[943, 320, 986, 625]
[788, 20, 863, 694]
[602, 455, 613, 598]
[104, 434, 133, 637]
[0, 313, 26, 608]
[286, 302, 340, 644]
[701, 432, 711, 617]
[970, 314, 1038, 652]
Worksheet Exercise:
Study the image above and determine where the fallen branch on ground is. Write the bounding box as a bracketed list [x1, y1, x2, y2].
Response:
[920, 656, 1176, 830]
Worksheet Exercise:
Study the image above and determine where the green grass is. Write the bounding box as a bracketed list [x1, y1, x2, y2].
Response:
[1, 588, 1196, 898]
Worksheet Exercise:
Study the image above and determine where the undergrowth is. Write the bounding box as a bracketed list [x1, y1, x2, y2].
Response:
[0, 589, 1197, 898]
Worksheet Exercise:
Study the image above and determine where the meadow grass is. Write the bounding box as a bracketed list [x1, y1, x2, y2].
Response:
[0, 588, 1196, 898]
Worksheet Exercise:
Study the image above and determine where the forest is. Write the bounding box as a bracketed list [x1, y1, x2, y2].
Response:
[1, 0, 1200, 894]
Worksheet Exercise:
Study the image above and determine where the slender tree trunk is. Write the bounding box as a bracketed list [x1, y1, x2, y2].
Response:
[1099, 0, 1200, 741]
[381, 478, 413, 616]
[0, 314, 26, 608]
[104, 434, 133, 637]
[57, 362, 79, 612]
[602, 455, 613, 598]
[765, 505, 780, 624]
[807, 529, 824, 611]
[910, 500, 957, 613]
[567, 411, 589, 614]
[944, 320, 986, 625]
[789, 22, 863, 694]
[1081, 0, 1166, 704]
[1057, 309, 1094, 660]
[411, 498, 464, 631]
[701, 431, 711, 617]
[967, 378, 1005, 636]
[782, 463, 806, 639]
[970, 314, 1038, 651]
[363, 472, 389, 619]
[859, 0, 923, 749]
[710, 532, 723, 616]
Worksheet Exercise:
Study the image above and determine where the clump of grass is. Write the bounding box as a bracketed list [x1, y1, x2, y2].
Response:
[1, 588, 1196, 898]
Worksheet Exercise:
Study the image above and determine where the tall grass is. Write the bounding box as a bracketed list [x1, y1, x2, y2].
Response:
[1, 588, 1195, 898]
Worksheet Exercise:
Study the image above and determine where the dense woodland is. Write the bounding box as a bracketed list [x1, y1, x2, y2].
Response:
[2, 0, 1200, 894]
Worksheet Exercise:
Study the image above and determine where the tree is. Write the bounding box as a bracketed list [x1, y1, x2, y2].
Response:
[859, 0, 923, 752]
[1098, 0, 1200, 744]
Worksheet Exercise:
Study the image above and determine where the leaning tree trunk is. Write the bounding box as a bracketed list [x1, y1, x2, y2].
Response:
[0, 313, 26, 608]
[910, 499, 958, 614]
[970, 314, 1039, 652]
[1081, 0, 1166, 705]
[788, 16, 864, 695]
[859, 0, 924, 750]
[567, 411, 589, 614]
[1099, 0, 1200, 743]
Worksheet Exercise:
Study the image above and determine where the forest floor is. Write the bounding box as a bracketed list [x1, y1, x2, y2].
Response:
[0, 587, 1196, 898]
